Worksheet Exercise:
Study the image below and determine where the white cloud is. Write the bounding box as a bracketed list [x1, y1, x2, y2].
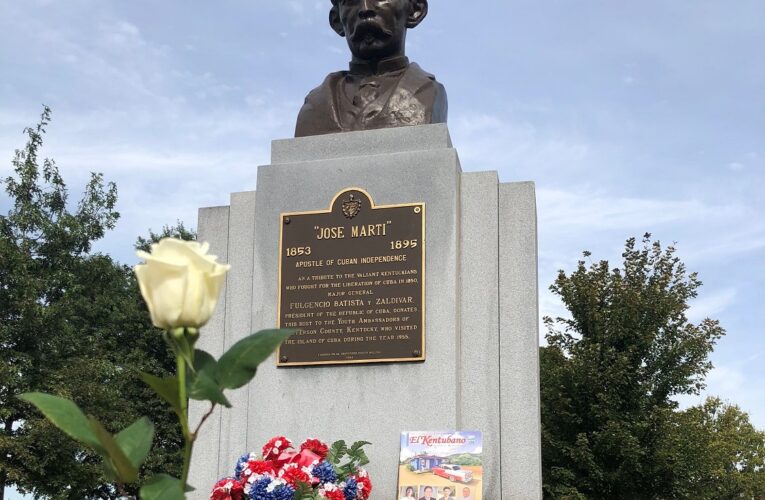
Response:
[285, 0, 326, 26]
[707, 365, 747, 394]
[683, 227, 765, 263]
[538, 188, 741, 232]
[678, 363, 765, 430]
[727, 161, 745, 171]
[98, 20, 146, 50]
[687, 287, 737, 322]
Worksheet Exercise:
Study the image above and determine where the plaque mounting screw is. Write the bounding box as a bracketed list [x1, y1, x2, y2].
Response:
[414, 207, 421, 214]
[280, 355, 288, 363]
[284, 217, 291, 225]
[412, 350, 421, 357]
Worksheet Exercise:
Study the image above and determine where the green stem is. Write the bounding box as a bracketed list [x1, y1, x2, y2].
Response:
[176, 351, 192, 488]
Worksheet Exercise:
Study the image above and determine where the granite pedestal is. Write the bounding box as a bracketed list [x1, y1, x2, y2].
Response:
[189, 124, 542, 499]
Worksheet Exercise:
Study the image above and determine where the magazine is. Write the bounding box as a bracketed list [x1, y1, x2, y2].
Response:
[397, 431, 483, 500]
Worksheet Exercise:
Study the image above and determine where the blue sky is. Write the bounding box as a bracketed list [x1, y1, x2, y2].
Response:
[1, 0, 763, 495]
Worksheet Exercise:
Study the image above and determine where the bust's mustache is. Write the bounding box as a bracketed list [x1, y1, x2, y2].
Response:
[350, 21, 393, 41]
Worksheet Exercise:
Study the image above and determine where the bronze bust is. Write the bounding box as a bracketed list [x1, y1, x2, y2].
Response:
[295, 0, 447, 137]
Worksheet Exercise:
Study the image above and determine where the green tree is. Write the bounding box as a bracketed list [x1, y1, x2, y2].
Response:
[660, 397, 765, 499]
[135, 221, 196, 253]
[0, 108, 189, 499]
[0, 106, 119, 499]
[541, 234, 726, 499]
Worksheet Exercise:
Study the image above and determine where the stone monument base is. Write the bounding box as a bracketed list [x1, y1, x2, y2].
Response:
[190, 124, 541, 499]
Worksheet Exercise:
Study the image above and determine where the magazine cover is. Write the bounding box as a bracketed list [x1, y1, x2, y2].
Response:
[397, 431, 483, 500]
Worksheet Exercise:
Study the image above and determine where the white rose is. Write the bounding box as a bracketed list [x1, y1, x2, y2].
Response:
[134, 238, 230, 330]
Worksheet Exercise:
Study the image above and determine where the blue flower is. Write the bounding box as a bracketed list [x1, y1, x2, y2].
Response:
[248, 476, 295, 500]
[343, 477, 358, 500]
[312, 460, 337, 484]
[235, 452, 256, 479]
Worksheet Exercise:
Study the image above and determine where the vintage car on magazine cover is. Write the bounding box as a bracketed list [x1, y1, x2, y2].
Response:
[433, 464, 474, 483]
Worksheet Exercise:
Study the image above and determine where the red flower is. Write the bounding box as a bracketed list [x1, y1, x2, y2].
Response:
[262, 436, 293, 460]
[241, 459, 275, 478]
[356, 474, 372, 499]
[300, 438, 329, 459]
[280, 465, 311, 488]
[321, 488, 345, 500]
[210, 477, 244, 500]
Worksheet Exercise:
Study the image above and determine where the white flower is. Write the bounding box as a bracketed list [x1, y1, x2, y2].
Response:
[266, 479, 287, 493]
[134, 238, 230, 330]
[279, 463, 298, 478]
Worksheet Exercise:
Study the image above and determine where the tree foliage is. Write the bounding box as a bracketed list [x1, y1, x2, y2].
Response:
[0, 107, 190, 499]
[541, 234, 733, 498]
[135, 221, 196, 253]
[661, 397, 765, 499]
[1, 106, 118, 499]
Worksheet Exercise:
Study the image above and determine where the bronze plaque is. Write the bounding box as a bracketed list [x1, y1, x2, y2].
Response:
[277, 188, 425, 367]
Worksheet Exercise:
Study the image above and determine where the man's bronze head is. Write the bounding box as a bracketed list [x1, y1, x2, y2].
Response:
[329, 0, 428, 62]
[295, 0, 445, 136]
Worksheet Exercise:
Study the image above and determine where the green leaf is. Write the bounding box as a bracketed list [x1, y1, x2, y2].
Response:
[356, 449, 370, 466]
[217, 329, 295, 389]
[294, 481, 318, 499]
[187, 368, 231, 407]
[140, 474, 185, 500]
[115, 417, 155, 470]
[101, 459, 119, 482]
[88, 417, 138, 483]
[17, 392, 104, 453]
[193, 349, 218, 375]
[350, 440, 372, 452]
[140, 372, 182, 417]
[186, 348, 230, 406]
[348, 440, 371, 466]
[328, 439, 348, 465]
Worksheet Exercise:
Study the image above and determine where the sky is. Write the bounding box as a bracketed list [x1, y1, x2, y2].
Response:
[1, 0, 763, 496]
